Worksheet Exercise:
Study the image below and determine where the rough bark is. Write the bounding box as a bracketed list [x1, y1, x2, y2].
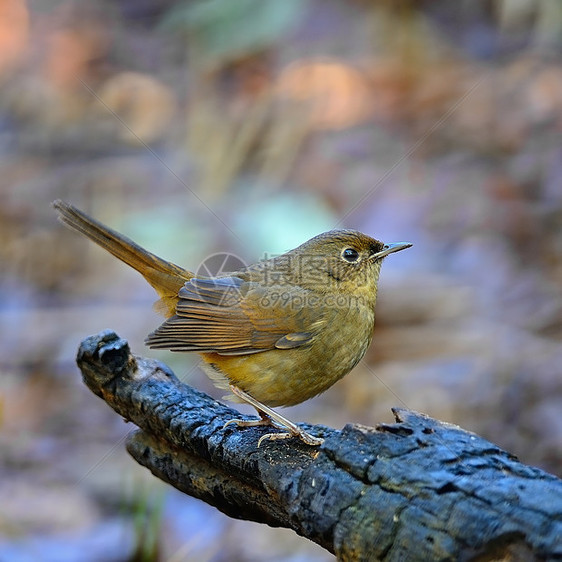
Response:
[76, 330, 562, 561]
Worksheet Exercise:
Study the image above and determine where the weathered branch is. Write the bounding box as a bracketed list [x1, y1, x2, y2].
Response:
[76, 330, 562, 561]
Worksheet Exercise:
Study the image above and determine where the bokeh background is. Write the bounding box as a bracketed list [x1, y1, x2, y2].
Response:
[1, 0, 562, 560]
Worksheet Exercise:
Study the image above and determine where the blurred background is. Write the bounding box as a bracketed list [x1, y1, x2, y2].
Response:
[1, 0, 562, 560]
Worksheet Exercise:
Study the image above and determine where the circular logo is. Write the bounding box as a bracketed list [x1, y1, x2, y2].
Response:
[194, 252, 248, 307]
[195, 252, 247, 278]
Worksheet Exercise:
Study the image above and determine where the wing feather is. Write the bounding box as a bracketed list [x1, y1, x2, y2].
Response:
[145, 275, 327, 354]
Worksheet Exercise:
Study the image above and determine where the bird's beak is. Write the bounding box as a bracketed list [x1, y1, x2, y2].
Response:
[370, 242, 412, 260]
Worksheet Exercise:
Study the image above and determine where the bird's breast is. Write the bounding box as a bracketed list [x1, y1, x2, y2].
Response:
[203, 299, 376, 407]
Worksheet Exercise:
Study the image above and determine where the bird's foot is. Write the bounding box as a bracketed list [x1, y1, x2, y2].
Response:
[223, 416, 275, 429]
[226, 385, 324, 447]
[257, 429, 324, 448]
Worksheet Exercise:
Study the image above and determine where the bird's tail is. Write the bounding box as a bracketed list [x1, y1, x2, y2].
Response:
[53, 200, 192, 316]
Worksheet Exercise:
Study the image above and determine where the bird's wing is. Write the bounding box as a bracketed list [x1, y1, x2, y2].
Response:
[144, 276, 329, 355]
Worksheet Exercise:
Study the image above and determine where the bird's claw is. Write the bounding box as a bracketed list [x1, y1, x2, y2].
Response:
[257, 430, 324, 448]
[225, 385, 324, 447]
[223, 417, 272, 429]
[223, 417, 324, 447]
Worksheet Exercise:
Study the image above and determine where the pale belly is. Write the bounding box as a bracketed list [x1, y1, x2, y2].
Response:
[202, 304, 375, 407]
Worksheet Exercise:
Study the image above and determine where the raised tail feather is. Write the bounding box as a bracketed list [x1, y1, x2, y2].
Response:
[53, 200, 193, 317]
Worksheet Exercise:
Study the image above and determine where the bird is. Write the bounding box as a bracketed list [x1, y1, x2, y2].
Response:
[53, 200, 411, 446]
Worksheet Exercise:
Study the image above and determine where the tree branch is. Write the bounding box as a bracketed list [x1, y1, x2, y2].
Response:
[76, 330, 562, 561]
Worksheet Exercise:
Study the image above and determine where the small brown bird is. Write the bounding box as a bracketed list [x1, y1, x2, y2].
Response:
[54, 200, 411, 446]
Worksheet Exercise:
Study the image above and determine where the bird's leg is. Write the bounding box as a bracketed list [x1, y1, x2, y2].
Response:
[223, 409, 278, 429]
[224, 385, 324, 447]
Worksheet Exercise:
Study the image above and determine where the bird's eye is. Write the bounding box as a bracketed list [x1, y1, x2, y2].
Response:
[341, 248, 360, 262]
